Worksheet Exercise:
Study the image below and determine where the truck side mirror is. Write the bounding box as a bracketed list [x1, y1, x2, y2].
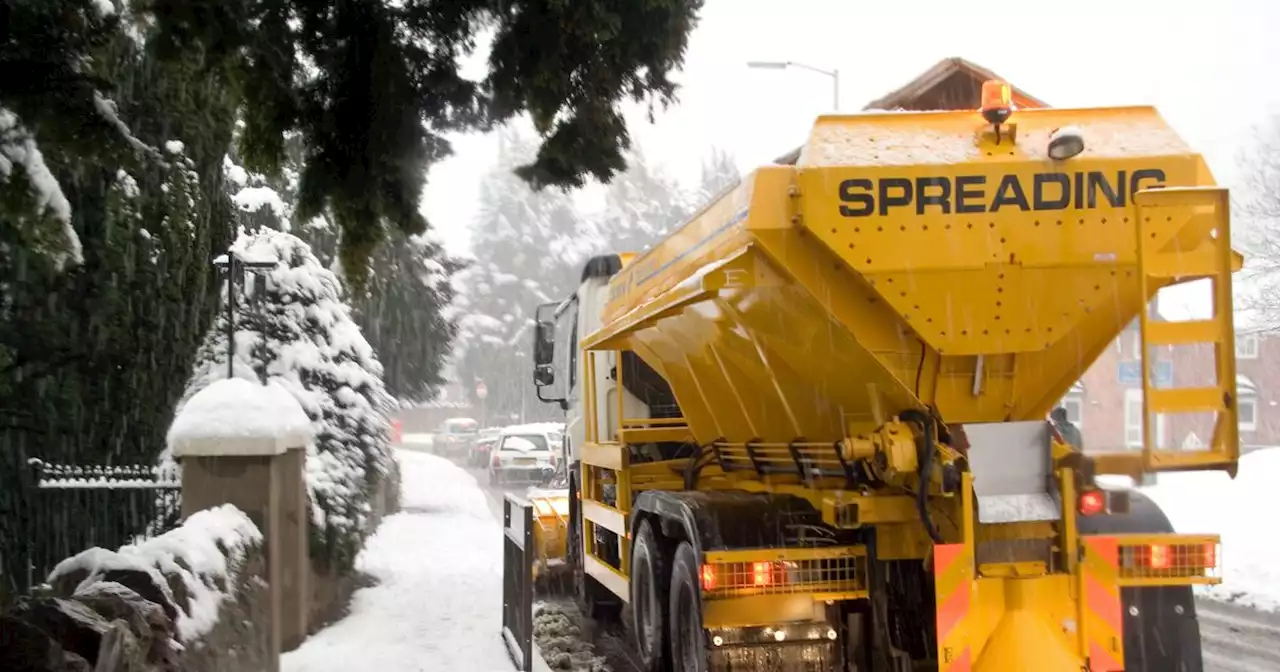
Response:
[533, 320, 556, 366]
[534, 364, 555, 387]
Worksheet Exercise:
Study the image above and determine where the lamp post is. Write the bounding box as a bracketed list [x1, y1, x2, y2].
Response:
[213, 250, 278, 380]
[747, 60, 840, 111]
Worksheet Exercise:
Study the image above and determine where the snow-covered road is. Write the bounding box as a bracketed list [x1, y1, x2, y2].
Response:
[282, 450, 515, 672]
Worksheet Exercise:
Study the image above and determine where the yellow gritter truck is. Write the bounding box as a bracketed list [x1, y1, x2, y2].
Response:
[523, 78, 1240, 671]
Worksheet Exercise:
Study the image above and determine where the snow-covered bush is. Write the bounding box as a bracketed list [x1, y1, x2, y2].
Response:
[175, 227, 395, 570]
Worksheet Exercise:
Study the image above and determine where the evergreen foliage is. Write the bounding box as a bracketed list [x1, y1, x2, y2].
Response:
[148, 0, 705, 284]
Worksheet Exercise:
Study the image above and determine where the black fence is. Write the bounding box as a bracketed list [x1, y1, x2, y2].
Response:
[0, 458, 182, 602]
[502, 493, 536, 672]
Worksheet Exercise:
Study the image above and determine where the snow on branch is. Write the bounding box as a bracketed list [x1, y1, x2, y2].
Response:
[0, 107, 82, 267]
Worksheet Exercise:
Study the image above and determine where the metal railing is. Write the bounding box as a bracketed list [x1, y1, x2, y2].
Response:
[502, 493, 535, 672]
[1, 459, 181, 601]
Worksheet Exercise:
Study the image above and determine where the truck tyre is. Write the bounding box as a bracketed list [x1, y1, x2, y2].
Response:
[668, 541, 708, 672]
[630, 520, 668, 672]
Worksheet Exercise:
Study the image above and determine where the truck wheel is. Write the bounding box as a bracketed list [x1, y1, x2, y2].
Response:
[668, 541, 708, 672]
[631, 520, 668, 672]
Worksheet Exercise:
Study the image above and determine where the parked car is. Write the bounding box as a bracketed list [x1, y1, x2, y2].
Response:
[435, 417, 479, 459]
[488, 424, 560, 486]
[470, 428, 502, 468]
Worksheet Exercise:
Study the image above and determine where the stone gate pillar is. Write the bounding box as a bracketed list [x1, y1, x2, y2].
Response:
[168, 378, 314, 664]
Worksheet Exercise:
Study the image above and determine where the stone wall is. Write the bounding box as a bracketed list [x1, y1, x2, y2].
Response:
[0, 505, 269, 672]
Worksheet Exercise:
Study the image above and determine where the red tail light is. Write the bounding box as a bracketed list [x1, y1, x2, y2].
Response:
[1202, 543, 1217, 568]
[751, 561, 774, 586]
[1078, 490, 1106, 517]
[700, 564, 717, 591]
[1148, 544, 1171, 570]
[491, 452, 501, 468]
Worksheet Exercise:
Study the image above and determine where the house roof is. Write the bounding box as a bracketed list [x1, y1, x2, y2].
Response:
[862, 57, 1047, 111]
[772, 57, 1046, 165]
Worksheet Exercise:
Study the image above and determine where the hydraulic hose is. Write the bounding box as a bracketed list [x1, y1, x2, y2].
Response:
[898, 409, 944, 544]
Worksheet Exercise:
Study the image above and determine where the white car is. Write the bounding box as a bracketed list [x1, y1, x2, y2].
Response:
[488, 424, 560, 486]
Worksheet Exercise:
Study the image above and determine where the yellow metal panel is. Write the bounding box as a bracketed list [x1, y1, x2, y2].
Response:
[701, 594, 825, 628]
[821, 495, 919, 528]
[703, 546, 866, 564]
[584, 554, 630, 602]
[1144, 319, 1220, 346]
[618, 425, 694, 444]
[581, 499, 627, 536]
[1147, 386, 1225, 414]
[580, 442, 624, 471]
[967, 574, 1085, 671]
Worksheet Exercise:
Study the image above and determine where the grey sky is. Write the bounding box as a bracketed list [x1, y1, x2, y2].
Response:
[421, 0, 1280, 256]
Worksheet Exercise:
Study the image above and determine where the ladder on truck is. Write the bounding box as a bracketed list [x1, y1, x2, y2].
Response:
[1109, 187, 1241, 476]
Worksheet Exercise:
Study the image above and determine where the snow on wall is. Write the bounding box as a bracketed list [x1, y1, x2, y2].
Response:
[48, 504, 263, 641]
[166, 377, 313, 447]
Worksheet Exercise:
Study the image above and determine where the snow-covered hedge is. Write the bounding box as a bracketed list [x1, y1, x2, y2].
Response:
[173, 227, 395, 570]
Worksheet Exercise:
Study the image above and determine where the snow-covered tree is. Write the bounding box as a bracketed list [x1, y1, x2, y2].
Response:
[451, 126, 594, 423]
[696, 147, 741, 207]
[224, 133, 460, 403]
[182, 228, 394, 570]
[595, 148, 695, 255]
[1234, 114, 1280, 332]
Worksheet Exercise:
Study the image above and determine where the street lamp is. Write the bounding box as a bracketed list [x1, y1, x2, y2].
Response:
[747, 61, 840, 111]
[213, 249, 277, 380]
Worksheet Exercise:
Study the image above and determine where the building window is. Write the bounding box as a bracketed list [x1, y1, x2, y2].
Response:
[1238, 375, 1258, 432]
[1236, 335, 1260, 360]
[1124, 388, 1143, 448]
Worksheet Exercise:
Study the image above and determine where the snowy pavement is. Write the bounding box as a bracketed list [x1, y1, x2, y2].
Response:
[282, 449, 515, 672]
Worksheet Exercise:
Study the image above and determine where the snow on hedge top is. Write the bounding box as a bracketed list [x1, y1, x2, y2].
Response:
[48, 504, 263, 642]
[167, 377, 313, 452]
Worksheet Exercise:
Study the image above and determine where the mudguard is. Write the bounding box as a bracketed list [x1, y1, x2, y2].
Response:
[1078, 489, 1205, 672]
[631, 489, 827, 557]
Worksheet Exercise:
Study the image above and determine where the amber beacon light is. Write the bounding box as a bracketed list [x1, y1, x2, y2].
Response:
[980, 79, 1013, 124]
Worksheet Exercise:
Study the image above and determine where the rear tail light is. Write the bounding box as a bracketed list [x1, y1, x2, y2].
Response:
[1078, 489, 1106, 516]
[700, 564, 717, 591]
[751, 561, 774, 586]
[491, 452, 501, 468]
[1127, 541, 1219, 573]
[1148, 544, 1171, 569]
